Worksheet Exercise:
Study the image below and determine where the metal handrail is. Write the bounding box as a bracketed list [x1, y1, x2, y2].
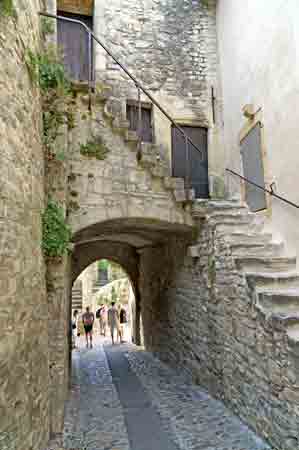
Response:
[226, 168, 299, 209]
[39, 11, 203, 194]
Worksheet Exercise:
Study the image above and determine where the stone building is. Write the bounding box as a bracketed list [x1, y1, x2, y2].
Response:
[217, 0, 299, 261]
[1, 1, 299, 450]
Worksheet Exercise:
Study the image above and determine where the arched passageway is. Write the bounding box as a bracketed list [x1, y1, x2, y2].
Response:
[70, 217, 195, 347]
[71, 258, 137, 345]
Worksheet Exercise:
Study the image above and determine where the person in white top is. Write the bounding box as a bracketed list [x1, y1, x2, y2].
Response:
[72, 310, 79, 348]
[107, 302, 120, 345]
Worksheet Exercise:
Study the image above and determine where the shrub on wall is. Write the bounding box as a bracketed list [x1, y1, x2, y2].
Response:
[80, 136, 109, 160]
[42, 199, 71, 258]
[25, 45, 75, 161]
[26, 46, 70, 92]
[0, 0, 16, 18]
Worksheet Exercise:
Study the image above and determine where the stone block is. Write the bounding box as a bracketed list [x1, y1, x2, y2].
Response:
[174, 189, 187, 202]
[187, 245, 201, 258]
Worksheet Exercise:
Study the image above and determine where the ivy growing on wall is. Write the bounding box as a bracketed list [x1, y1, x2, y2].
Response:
[0, 0, 16, 18]
[25, 45, 75, 161]
[42, 200, 72, 258]
[41, 16, 55, 36]
[26, 46, 70, 92]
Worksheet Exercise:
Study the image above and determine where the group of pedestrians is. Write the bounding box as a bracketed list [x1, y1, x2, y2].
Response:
[71, 302, 128, 348]
[97, 302, 127, 345]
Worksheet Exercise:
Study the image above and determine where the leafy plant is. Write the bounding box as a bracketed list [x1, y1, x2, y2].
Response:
[80, 136, 109, 160]
[0, 0, 16, 18]
[42, 199, 71, 257]
[41, 16, 54, 36]
[98, 259, 108, 271]
[26, 46, 70, 92]
[26, 47, 75, 161]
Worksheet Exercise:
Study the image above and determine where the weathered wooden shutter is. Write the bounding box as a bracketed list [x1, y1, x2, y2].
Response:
[172, 126, 209, 199]
[57, 11, 93, 82]
[126, 104, 153, 143]
[240, 123, 267, 212]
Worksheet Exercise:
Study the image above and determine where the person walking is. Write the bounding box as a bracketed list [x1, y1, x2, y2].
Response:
[119, 304, 127, 343]
[107, 302, 120, 345]
[72, 310, 79, 348]
[100, 304, 107, 336]
[96, 304, 107, 336]
[82, 306, 94, 348]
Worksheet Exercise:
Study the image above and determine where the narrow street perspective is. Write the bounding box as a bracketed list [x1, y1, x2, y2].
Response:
[2, 1, 299, 450]
[48, 337, 269, 450]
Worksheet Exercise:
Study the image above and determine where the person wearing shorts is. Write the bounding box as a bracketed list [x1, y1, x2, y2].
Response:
[82, 306, 94, 348]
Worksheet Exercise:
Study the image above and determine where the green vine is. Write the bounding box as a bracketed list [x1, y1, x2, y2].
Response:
[25, 46, 75, 161]
[80, 136, 109, 160]
[42, 200, 71, 258]
[25, 46, 70, 92]
[41, 16, 54, 36]
[0, 0, 16, 18]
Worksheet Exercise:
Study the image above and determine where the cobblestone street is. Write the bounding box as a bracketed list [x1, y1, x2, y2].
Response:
[46, 337, 271, 450]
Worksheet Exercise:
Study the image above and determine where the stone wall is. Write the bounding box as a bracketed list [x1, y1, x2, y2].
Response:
[217, 0, 299, 258]
[0, 2, 50, 450]
[45, 168, 70, 437]
[67, 92, 192, 235]
[140, 219, 299, 450]
[93, 0, 224, 190]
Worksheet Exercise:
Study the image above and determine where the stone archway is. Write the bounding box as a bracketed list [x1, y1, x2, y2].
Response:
[70, 217, 195, 346]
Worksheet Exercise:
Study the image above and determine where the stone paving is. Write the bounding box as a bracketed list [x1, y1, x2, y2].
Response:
[126, 349, 271, 450]
[46, 337, 271, 450]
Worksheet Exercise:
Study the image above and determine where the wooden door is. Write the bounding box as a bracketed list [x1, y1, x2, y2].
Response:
[57, 11, 93, 82]
[172, 125, 209, 198]
[126, 104, 153, 143]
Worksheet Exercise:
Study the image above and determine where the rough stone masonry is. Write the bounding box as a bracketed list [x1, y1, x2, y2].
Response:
[0, 1, 50, 450]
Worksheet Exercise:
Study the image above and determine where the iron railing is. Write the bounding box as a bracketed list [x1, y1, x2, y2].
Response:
[39, 11, 203, 197]
[226, 168, 299, 209]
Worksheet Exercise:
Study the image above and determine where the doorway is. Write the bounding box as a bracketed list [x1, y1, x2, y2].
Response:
[171, 125, 209, 198]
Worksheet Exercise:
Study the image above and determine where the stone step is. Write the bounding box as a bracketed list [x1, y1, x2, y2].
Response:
[270, 313, 299, 342]
[192, 206, 248, 220]
[72, 293, 82, 298]
[224, 232, 272, 246]
[193, 199, 244, 210]
[246, 272, 299, 290]
[125, 130, 139, 143]
[207, 212, 257, 226]
[173, 189, 195, 203]
[258, 290, 299, 316]
[230, 242, 284, 257]
[163, 176, 185, 191]
[235, 256, 297, 273]
[112, 118, 130, 131]
[214, 221, 264, 235]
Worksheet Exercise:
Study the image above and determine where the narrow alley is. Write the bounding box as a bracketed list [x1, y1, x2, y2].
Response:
[47, 337, 270, 450]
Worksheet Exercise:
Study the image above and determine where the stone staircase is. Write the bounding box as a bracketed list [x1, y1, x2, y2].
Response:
[71, 280, 83, 311]
[81, 83, 191, 203]
[192, 199, 299, 343]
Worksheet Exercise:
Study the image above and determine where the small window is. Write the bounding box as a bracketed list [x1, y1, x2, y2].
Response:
[240, 122, 267, 212]
[126, 103, 153, 143]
